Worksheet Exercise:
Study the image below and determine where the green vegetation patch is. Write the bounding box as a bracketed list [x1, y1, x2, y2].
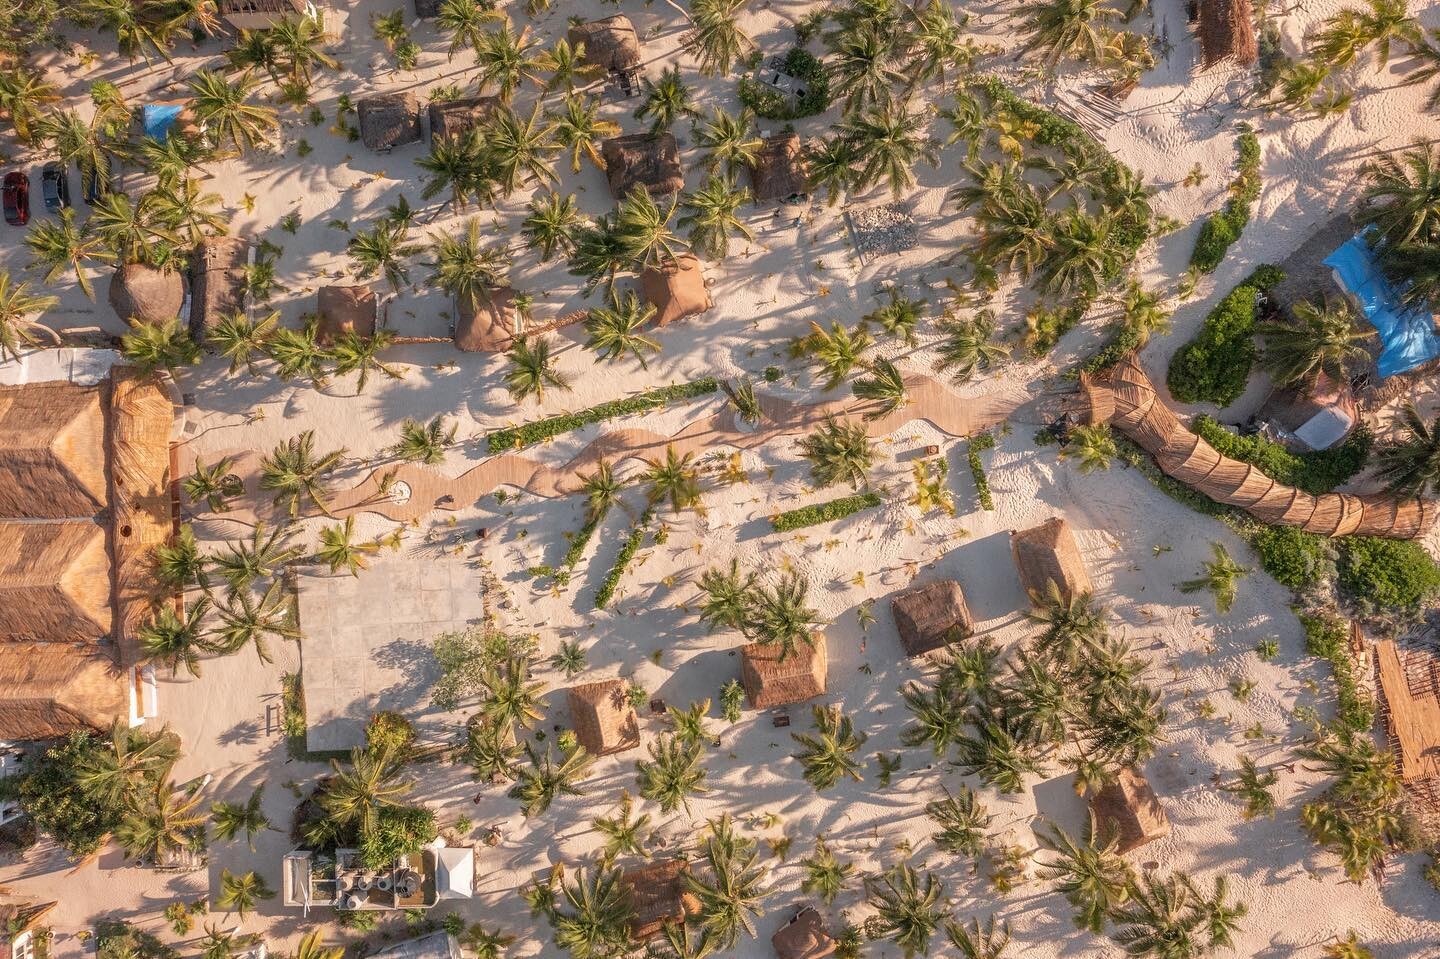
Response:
[595, 509, 654, 610]
[968, 432, 996, 511]
[1191, 415, 1372, 495]
[1250, 524, 1332, 592]
[738, 47, 830, 120]
[1299, 612, 1375, 733]
[771, 492, 883, 532]
[1190, 131, 1262, 274]
[1166, 265, 1283, 407]
[1337, 536, 1440, 613]
[485, 379, 719, 453]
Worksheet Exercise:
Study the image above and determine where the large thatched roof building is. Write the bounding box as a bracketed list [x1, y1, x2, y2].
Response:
[189, 236, 250, 339]
[109, 262, 185, 326]
[0, 382, 108, 519]
[453, 287, 517, 353]
[358, 93, 422, 152]
[891, 579, 973, 657]
[568, 16, 642, 76]
[620, 859, 700, 941]
[568, 678, 640, 756]
[772, 906, 836, 959]
[1197, 0, 1258, 67]
[1010, 517, 1092, 603]
[0, 523, 112, 643]
[602, 133, 684, 199]
[316, 285, 378, 344]
[427, 97, 499, 147]
[741, 636, 827, 710]
[750, 133, 809, 204]
[640, 254, 711, 329]
[1089, 767, 1171, 854]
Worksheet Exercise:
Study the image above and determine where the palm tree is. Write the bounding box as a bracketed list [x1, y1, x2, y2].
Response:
[152, 525, 207, 590]
[614, 187, 688, 272]
[807, 137, 857, 206]
[435, 0, 500, 59]
[863, 290, 926, 345]
[1178, 542, 1250, 614]
[213, 522, 302, 590]
[188, 70, 278, 154]
[138, 598, 214, 677]
[591, 791, 650, 862]
[865, 864, 945, 959]
[635, 65, 698, 135]
[1038, 210, 1120, 300]
[902, 682, 968, 756]
[83, 0, 171, 61]
[1061, 423, 1117, 474]
[536, 37, 603, 95]
[550, 640, 587, 679]
[1082, 683, 1167, 768]
[1114, 279, 1171, 343]
[211, 785, 270, 850]
[1110, 872, 1246, 958]
[1038, 825, 1132, 933]
[348, 221, 419, 290]
[1375, 402, 1440, 495]
[685, 0, 755, 75]
[321, 745, 413, 834]
[954, 718, 1046, 793]
[749, 572, 822, 659]
[213, 580, 298, 664]
[679, 175, 755, 260]
[268, 13, 339, 87]
[267, 322, 332, 386]
[509, 741, 593, 817]
[797, 321, 873, 390]
[505, 336, 571, 404]
[1221, 756, 1279, 820]
[926, 786, 991, 857]
[0, 271, 60, 361]
[837, 98, 938, 197]
[116, 778, 205, 863]
[0, 69, 58, 143]
[1027, 582, 1108, 666]
[550, 95, 617, 174]
[475, 17, 543, 102]
[197, 924, 247, 959]
[90, 194, 179, 266]
[945, 916, 1013, 959]
[552, 866, 634, 959]
[800, 839, 853, 905]
[1257, 298, 1374, 389]
[292, 932, 343, 959]
[934, 313, 1009, 383]
[798, 416, 874, 489]
[464, 716, 522, 784]
[480, 655, 546, 736]
[580, 459, 622, 522]
[721, 376, 763, 425]
[585, 290, 661, 367]
[906, 0, 976, 86]
[40, 110, 112, 195]
[853, 359, 908, 419]
[208, 311, 276, 375]
[217, 869, 276, 919]
[24, 208, 114, 300]
[697, 559, 758, 633]
[1016, 0, 1118, 65]
[485, 102, 559, 195]
[394, 415, 457, 465]
[791, 705, 866, 791]
[1359, 144, 1440, 245]
[685, 815, 765, 951]
[259, 430, 346, 517]
[642, 445, 704, 512]
[317, 516, 380, 576]
[150, 178, 226, 246]
[635, 734, 708, 813]
[228, 28, 282, 82]
[76, 720, 179, 808]
[417, 132, 491, 211]
[695, 108, 762, 177]
[332, 329, 402, 392]
[826, 21, 905, 113]
[427, 218, 505, 311]
[522, 192, 583, 260]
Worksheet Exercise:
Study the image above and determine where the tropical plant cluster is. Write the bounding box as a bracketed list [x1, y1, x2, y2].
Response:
[1298, 723, 1416, 883]
[1166, 265, 1284, 406]
[1190, 415, 1372, 495]
[1189, 131, 1261, 274]
[486, 379, 718, 452]
[696, 559, 825, 660]
[593, 509, 655, 610]
[771, 490, 884, 531]
[736, 46, 831, 119]
[1298, 612, 1375, 733]
[968, 431, 996, 510]
[1336, 535, 1440, 614]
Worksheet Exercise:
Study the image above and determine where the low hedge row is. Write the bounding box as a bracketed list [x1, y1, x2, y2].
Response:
[529, 503, 612, 587]
[969, 432, 996, 511]
[486, 379, 718, 452]
[771, 492, 883, 532]
[1190, 131, 1262, 274]
[1166, 265, 1283, 407]
[1191, 415, 1372, 495]
[594, 509, 653, 610]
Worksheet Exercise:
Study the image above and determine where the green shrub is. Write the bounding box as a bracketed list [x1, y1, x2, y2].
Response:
[1082, 325, 1146, 373]
[96, 922, 176, 959]
[1025, 304, 1084, 357]
[1251, 524, 1332, 591]
[968, 432, 996, 511]
[1166, 270, 1281, 406]
[738, 47, 830, 119]
[772, 492, 883, 531]
[1191, 416, 1372, 495]
[1190, 131, 1262, 274]
[1298, 612, 1375, 732]
[1337, 536, 1440, 612]
[359, 805, 437, 870]
[594, 509, 654, 610]
[365, 711, 416, 758]
[486, 379, 718, 452]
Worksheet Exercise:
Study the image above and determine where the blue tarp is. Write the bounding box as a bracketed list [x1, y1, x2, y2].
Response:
[142, 103, 184, 142]
[1323, 234, 1440, 378]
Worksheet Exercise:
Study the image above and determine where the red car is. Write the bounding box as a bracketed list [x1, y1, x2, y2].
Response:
[2, 172, 28, 226]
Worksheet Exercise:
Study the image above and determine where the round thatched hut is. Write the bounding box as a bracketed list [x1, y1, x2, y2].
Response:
[567, 15, 642, 76]
[316, 285, 378, 345]
[452, 286, 517, 353]
[639, 254, 711, 329]
[108, 262, 185, 326]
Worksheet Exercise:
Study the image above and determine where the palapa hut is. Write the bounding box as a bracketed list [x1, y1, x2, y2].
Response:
[316, 285, 378, 345]
[0, 899, 57, 959]
[0, 381, 108, 519]
[0, 645, 131, 742]
[1197, 0, 1258, 67]
[0, 523, 112, 643]
[741, 636, 827, 710]
[1089, 767, 1171, 854]
[1010, 517, 1092, 603]
[109, 262, 185, 326]
[427, 96, 499, 147]
[620, 859, 701, 942]
[750, 132, 810, 204]
[189, 235, 250, 339]
[568, 15, 642, 81]
[640, 254, 712, 328]
[358, 93, 422, 152]
[568, 678, 640, 756]
[890, 579, 973, 657]
[601, 133, 684, 199]
[771, 907, 836, 959]
[453, 286, 517, 353]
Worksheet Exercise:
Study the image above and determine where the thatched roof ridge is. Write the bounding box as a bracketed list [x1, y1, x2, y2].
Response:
[0, 899, 58, 939]
[108, 262, 185, 326]
[750, 133, 809, 203]
[741, 636, 827, 709]
[0, 645, 129, 741]
[772, 907, 836, 959]
[0, 522, 112, 643]
[189, 236, 250, 339]
[0, 381, 108, 519]
[317, 285, 378, 344]
[568, 678, 640, 756]
[568, 15, 642, 73]
[358, 93, 422, 152]
[1197, 0, 1258, 66]
[621, 859, 700, 941]
[639, 254, 711, 328]
[891, 579, 973, 657]
[1089, 767, 1171, 854]
[453, 286, 516, 353]
[427, 97, 499, 146]
[1011, 517, 1092, 603]
[601, 133, 684, 199]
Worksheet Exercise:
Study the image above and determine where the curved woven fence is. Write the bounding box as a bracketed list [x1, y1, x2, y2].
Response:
[1078, 354, 1436, 540]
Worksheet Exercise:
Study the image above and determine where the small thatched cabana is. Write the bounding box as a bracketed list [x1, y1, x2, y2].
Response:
[621, 859, 701, 942]
[358, 93, 422, 152]
[602, 133, 684, 199]
[0, 522, 112, 644]
[741, 636, 827, 710]
[568, 15, 642, 76]
[453, 287, 517, 353]
[189, 235, 250, 339]
[640, 254, 711, 328]
[427, 96, 499, 147]
[0, 645, 130, 741]
[1010, 517, 1092, 603]
[891, 580, 973, 657]
[109, 262, 185, 326]
[772, 907, 836, 959]
[0, 381, 108, 519]
[1197, 0, 1258, 67]
[750, 133, 809, 204]
[568, 678, 640, 756]
[317, 285, 377, 345]
[1089, 767, 1171, 855]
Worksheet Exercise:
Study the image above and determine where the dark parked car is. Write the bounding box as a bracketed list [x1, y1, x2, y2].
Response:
[2, 172, 28, 226]
[41, 162, 68, 212]
[82, 159, 112, 205]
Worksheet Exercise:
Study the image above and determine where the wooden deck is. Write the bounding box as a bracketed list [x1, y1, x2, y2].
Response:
[1374, 639, 1440, 781]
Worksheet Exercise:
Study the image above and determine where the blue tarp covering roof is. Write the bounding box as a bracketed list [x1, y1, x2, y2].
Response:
[142, 103, 184, 142]
[1324, 234, 1440, 378]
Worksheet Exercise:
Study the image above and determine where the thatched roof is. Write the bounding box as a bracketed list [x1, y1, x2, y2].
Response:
[0, 522, 112, 643]
[1375, 639, 1440, 781]
[1011, 517, 1092, 603]
[602, 133, 684, 199]
[568, 15, 641, 74]
[772, 907, 836, 959]
[1089, 767, 1171, 855]
[891, 580, 973, 657]
[0, 381, 108, 519]
[0, 645, 129, 741]
[621, 859, 700, 942]
[640, 254, 711, 328]
[750, 133, 810, 203]
[317, 285, 377, 344]
[109, 262, 185, 326]
[189, 235, 250, 339]
[568, 678, 640, 756]
[1079, 353, 1437, 539]
[358, 93, 422, 152]
[453, 286, 516, 353]
[427, 96, 499, 147]
[741, 636, 827, 710]
[1197, 0, 1258, 67]
[0, 900, 57, 940]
